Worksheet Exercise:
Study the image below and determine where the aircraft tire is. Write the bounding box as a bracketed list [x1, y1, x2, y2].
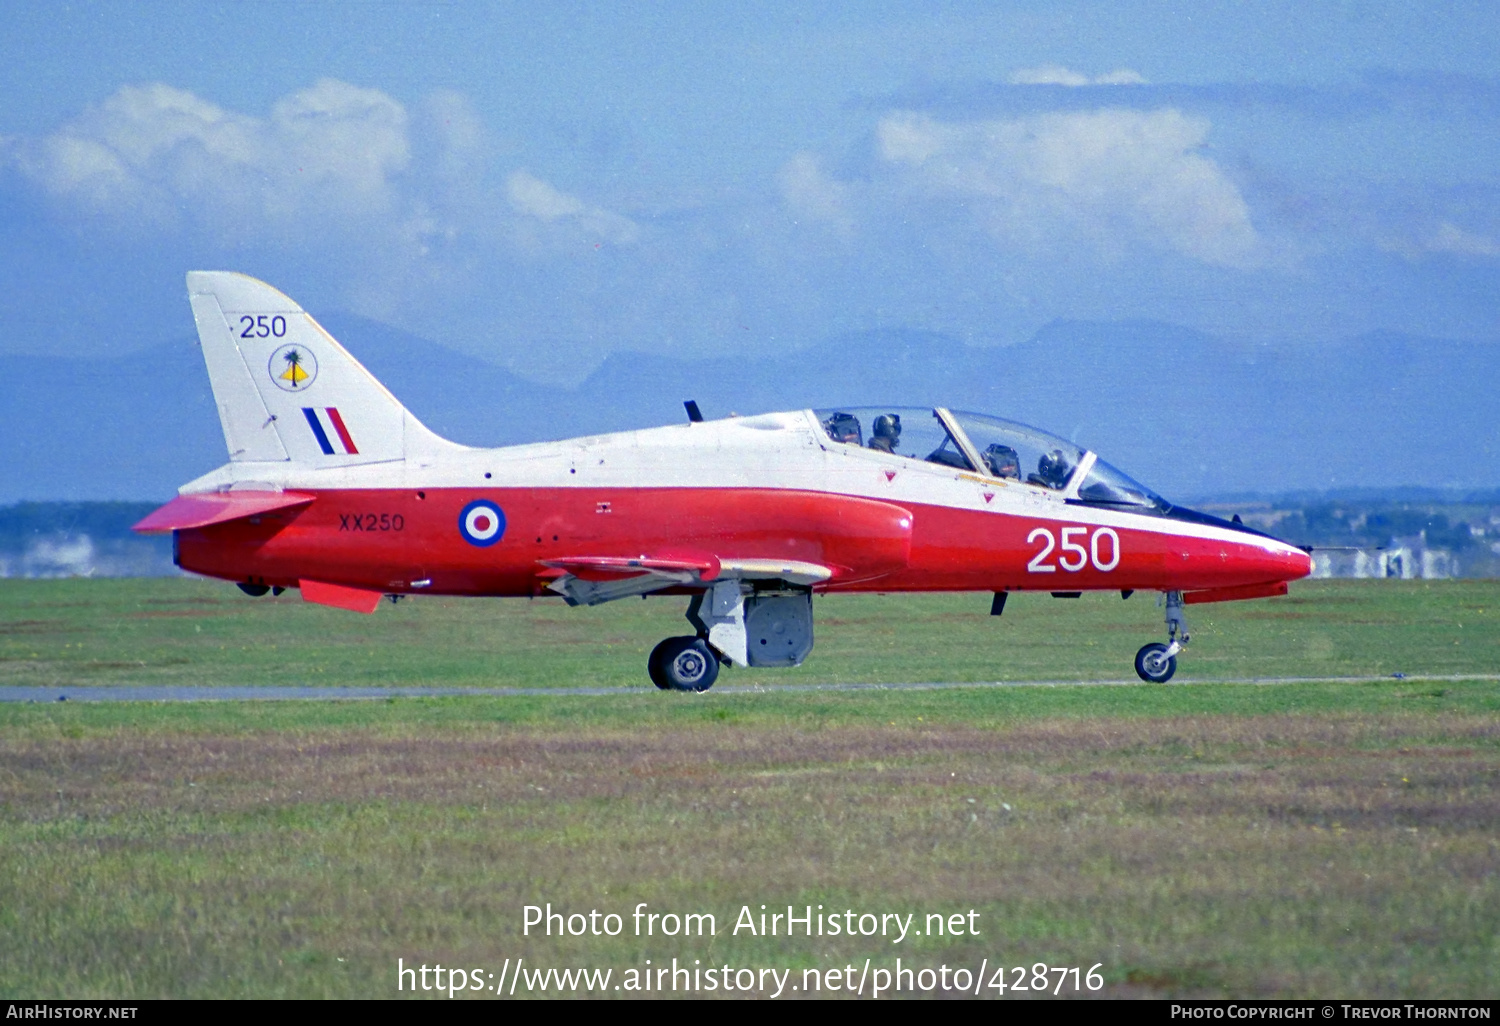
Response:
[1134, 642, 1177, 683]
[647, 638, 676, 690]
[654, 636, 719, 692]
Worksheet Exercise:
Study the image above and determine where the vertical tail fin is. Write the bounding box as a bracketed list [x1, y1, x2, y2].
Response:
[186, 271, 459, 465]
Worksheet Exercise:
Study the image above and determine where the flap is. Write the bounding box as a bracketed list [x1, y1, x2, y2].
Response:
[132, 491, 315, 534]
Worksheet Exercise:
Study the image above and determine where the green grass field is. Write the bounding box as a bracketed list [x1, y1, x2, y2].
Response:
[3, 577, 1497, 689]
[1, 578, 1497, 999]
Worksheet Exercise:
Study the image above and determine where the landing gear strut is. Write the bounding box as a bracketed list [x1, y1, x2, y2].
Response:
[646, 581, 816, 691]
[1135, 590, 1188, 683]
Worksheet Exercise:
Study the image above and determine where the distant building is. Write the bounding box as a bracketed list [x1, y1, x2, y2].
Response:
[1309, 533, 1456, 579]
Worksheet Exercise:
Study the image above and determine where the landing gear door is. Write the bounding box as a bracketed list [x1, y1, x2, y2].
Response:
[743, 593, 814, 667]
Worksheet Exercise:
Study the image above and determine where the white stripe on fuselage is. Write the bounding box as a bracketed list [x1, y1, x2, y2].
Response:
[179, 410, 1301, 557]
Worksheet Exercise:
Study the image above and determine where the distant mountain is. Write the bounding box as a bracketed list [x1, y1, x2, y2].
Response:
[4, 315, 1498, 502]
[555, 321, 1500, 498]
[3, 339, 224, 503]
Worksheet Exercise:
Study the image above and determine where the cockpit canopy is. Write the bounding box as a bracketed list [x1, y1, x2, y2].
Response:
[814, 407, 1170, 513]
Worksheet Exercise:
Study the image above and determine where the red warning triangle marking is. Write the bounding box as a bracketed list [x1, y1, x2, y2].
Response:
[983, 492, 995, 503]
[884, 470, 897, 481]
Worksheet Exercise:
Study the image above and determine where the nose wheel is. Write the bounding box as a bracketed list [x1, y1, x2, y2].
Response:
[1135, 590, 1188, 683]
[648, 636, 721, 692]
[1134, 642, 1177, 682]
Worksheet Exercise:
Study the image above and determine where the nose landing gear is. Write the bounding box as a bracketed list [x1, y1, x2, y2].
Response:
[1135, 590, 1188, 683]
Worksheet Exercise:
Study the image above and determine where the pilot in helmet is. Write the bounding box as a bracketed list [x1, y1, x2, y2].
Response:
[822, 412, 862, 446]
[1032, 448, 1073, 489]
[868, 413, 902, 453]
[983, 443, 1021, 479]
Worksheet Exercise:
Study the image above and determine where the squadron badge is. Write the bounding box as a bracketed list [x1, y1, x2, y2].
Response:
[269, 344, 318, 392]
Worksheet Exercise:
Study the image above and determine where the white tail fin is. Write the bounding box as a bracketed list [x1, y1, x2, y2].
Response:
[186, 271, 460, 465]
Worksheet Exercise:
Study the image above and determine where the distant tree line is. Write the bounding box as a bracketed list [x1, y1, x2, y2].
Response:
[1198, 491, 1500, 577]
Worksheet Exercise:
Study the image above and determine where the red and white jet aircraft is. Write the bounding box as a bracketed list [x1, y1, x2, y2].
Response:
[135, 272, 1313, 690]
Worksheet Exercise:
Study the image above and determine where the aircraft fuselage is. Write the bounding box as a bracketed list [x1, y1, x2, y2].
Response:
[172, 410, 1310, 599]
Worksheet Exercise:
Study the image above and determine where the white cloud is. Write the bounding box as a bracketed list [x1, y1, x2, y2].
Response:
[876, 108, 1260, 267]
[12, 80, 412, 236]
[1377, 219, 1500, 262]
[507, 170, 585, 220]
[777, 152, 853, 232]
[1094, 69, 1150, 86]
[1009, 65, 1148, 86]
[1427, 221, 1499, 257]
[8, 78, 640, 305]
[506, 170, 639, 245]
[424, 90, 487, 185]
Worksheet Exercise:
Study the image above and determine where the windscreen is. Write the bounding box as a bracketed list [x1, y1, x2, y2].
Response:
[1074, 459, 1170, 511]
[948, 411, 1084, 490]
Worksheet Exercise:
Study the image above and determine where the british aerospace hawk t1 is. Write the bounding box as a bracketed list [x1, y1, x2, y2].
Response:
[136, 273, 1313, 690]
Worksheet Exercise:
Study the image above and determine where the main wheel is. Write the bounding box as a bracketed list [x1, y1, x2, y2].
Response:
[648, 637, 678, 690]
[1134, 642, 1177, 683]
[650, 636, 720, 692]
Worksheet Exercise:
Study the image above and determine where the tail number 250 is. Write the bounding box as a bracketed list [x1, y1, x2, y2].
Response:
[1027, 526, 1121, 573]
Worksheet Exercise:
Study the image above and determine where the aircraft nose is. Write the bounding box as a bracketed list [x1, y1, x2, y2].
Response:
[1275, 544, 1314, 581]
[1231, 539, 1313, 584]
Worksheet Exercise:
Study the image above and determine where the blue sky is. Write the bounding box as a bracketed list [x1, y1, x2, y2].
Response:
[2, 1, 1498, 384]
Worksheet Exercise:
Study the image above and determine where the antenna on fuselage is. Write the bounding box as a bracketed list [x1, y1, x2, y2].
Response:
[684, 400, 704, 423]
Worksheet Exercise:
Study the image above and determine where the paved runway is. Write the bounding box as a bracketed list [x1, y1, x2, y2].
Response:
[1, 674, 1493, 702]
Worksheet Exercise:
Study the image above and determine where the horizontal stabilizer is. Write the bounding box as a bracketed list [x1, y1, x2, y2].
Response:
[133, 491, 315, 534]
[300, 579, 384, 614]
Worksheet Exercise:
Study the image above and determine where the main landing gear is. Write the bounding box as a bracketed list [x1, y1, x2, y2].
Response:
[647, 581, 816, 692]
[649, 636, 720, 692]
[1135, 590, 1188, 683]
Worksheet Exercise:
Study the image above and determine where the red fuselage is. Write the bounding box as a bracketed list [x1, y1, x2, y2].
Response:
[176, 485, 1312, 599]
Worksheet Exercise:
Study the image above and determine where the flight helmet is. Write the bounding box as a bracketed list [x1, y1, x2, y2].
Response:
[983, 443, 1020, 479]
[1036, 448, 1073, 489]
[822, 411, 862, 445]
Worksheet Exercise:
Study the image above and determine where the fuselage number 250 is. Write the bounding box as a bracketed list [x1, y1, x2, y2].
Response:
[1026, 526, 1120, 573]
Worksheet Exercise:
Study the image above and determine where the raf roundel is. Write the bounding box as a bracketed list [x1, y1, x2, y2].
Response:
[458, 500, 506, 547]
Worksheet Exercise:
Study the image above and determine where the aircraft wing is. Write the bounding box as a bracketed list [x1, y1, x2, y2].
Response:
[542, 554, 720, 582]
[540, 554, 832, 606]
[132, 490, 316, 534]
